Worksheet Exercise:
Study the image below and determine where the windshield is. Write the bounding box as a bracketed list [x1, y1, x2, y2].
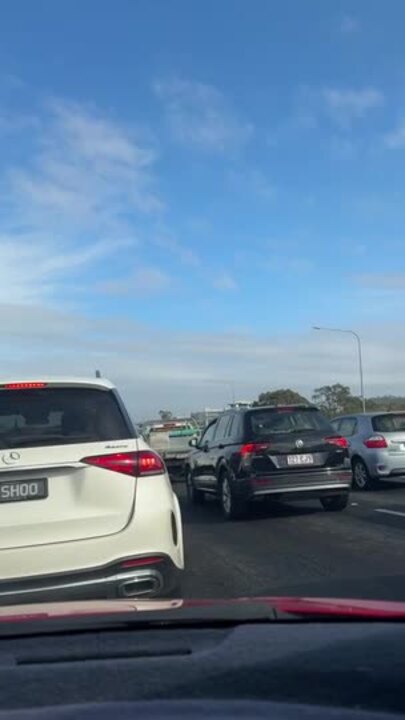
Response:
[1, 0, 405, 627]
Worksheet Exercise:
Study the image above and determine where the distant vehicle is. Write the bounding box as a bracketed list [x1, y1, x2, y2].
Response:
[147, 420, 199, 482]
[331, 412, 405, 490]
[185, 404, 352, 520]
[0, 377, 184, 602]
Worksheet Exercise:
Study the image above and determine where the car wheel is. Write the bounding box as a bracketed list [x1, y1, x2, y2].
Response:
[352, 458, 375, 491]
[185, 468, 205, 505]
[320, 494, 349, 512]
[220, 470, 247, 520]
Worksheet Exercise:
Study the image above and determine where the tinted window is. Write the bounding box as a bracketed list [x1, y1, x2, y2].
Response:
[247, 408, 332, 439]
[0, 387, 131, 448]
[372, 414, 405, 432]
[213, 414, 231, 442]
[330, 419, 341, 432]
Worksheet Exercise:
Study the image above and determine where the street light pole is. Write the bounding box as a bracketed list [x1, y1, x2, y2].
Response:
[312, 326, 366, 413]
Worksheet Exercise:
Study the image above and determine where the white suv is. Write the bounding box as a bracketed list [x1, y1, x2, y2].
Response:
[0, 377, 184, 603]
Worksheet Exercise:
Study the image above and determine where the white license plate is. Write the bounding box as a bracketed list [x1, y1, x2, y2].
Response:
[287, 454, 314, 466]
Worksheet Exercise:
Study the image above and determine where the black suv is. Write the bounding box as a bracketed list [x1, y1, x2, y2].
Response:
[185, 404, 352, 520]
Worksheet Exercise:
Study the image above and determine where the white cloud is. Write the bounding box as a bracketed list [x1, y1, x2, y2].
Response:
[154, 234, 201, 267]
[293, 85, 384, 132]
[340, 15, 359, 34]
[0, 99, 163, 304]
[101, 265, 172, 296]
[154, 77, 253, 152]
[213, 272, 238, 291]
[356, 273, 405, 289]
[3, 304, 405, 417]
[322, 87, 384, 128]
[384, 121, 405, 149]
[227, 168, 276, 200]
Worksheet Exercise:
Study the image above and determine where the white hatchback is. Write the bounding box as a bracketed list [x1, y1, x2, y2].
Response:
[0, 377, 184, 604]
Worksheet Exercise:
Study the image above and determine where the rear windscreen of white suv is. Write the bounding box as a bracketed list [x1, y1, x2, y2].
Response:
[0, 387, 133, 448]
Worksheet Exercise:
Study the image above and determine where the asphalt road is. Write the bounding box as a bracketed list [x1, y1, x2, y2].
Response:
[176, 483, 405, 601]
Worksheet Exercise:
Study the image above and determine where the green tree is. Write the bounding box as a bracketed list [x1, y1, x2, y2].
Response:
[253, 388, 309, 407]
[312, 384, 362, 417]
[159, 410, 173, 421]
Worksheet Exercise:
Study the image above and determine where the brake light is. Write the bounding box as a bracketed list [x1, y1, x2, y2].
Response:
[240, 442, 270, 456]
[324, 436, 349, 449]
[364, 435, 388, 449]
[3, 382, 47, 390]
[120, 556, 164, 569]
[81, 451, 165, 477]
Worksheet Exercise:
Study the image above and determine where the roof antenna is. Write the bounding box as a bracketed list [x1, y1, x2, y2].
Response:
[95, 369, 101, 378]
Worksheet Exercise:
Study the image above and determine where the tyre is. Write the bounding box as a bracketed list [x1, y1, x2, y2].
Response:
[352, 458, 375, 491]
[219, 470, 248, 520]
[185, 468, 205, 505]
[320, 494, 349, 512]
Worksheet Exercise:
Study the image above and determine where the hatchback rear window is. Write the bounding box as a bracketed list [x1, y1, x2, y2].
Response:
[372, 414, 405, 432]
[0, 387, 132, 448]
[247, 407, 332, 438]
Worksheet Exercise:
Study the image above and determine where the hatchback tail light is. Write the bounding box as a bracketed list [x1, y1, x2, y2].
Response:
[240, 442, 270, 456]
[364, 435, 388, 449]
[324, 436, 349, 448]
[81, 450, 165, 477]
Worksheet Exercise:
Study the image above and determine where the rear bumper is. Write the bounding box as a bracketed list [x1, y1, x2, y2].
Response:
[0, 555, 181, 606]
[365, 451, 405, 480]
[248, 468, 352, 499]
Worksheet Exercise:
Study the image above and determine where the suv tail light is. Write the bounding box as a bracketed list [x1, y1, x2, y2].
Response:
[324, 436, 349, 449]
[240, 442, 270, 456]
[81, 451, 165, 477]
[364, 435, 388, 449]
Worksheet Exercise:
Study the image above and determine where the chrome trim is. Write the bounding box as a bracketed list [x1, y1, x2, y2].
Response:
[0, 569, 163, 600]
[253, 483, 350, 496]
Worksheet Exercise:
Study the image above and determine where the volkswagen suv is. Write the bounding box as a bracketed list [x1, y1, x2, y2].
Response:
[185, 404, 352, 519]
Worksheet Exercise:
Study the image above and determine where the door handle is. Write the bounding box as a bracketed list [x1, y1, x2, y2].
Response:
[218, 443, 225, 449]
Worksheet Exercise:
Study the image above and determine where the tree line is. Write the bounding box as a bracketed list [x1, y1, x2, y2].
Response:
[254, 384, 405, 418]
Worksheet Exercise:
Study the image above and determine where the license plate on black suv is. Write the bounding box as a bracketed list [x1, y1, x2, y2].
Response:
[287, 454, 314, 466]
[0, 478, 48, 503]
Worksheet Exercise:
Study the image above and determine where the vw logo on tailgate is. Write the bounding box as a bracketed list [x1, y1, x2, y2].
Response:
[295, 439, 304, 449]
[1, 451, 21, 465]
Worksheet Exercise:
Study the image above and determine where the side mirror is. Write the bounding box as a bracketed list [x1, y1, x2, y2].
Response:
[189, 437, 198, 448]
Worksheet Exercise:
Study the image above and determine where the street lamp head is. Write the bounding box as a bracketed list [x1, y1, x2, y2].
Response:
[312, 326, 321, 330]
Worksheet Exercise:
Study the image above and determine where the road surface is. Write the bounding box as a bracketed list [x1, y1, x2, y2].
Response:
[177, 483, 405, 600]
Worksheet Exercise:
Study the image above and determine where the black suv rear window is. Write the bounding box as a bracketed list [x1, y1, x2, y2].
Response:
[372, 413, 405, 432]
[247, 407, 332, 438]
[0, 387, 132, 448]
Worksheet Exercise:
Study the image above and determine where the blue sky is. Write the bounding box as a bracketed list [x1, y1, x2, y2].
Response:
[1, 0, 405, 415]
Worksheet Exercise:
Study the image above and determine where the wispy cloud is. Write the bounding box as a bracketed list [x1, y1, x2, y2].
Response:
[213, 272, 238, 291]
[355, 273, 405, 289]
[226, 168, 276, 201]
[154, 234, 201, 267]
[340, 15, 360, 34]
[154, 77, 253, 152]
[322, 87, 384, 128]
[101, 265, 172, 296]
[0, 99, 163, 304]
[384, 121, 405, 149]
[294, 85, 384, 132]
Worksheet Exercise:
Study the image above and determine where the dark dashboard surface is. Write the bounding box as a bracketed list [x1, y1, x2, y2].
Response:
[0, 622, 403, 716]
